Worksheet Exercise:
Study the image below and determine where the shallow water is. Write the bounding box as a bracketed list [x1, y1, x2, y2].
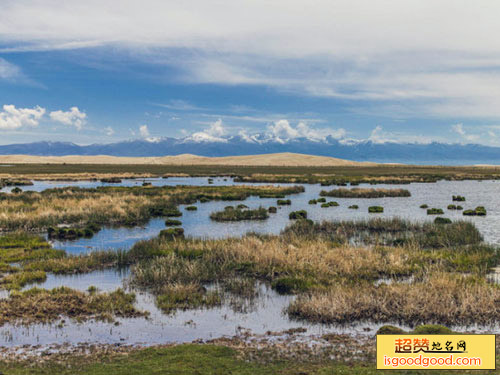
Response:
[1, 176, 237, 193]
[3, 177, 500, 347]
[21, 269, 129, 292]
[0, 282, 382, 347]
[48, 178, 500, 253]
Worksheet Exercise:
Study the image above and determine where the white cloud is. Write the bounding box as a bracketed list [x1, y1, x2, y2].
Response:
[185, 119, 228, 143]
[0, 104, 46, 130]
[451, 123, 481, 143]
[0, 58, 22, 81]
[155, 100, 203, 111]
[49, 107, 86, 130]
[104, 126, 114, 136]
[368, 125, 443, 144]
[267, 119, 345, 142]
[5, 1, 500, 119]
[139, 124, 150, 138]
[138, 124, 161, 142]
[452, 123, 466, 136]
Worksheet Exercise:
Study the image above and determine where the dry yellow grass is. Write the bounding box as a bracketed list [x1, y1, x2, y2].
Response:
[288, 273, 500, 325]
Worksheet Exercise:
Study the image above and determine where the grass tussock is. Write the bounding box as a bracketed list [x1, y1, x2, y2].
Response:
[210, 207, 269, 222]
[320, 188, 411, 198]
[288, 273, 500, 326]
[155, 283, 221, 314]
[0, 287, 146, 325]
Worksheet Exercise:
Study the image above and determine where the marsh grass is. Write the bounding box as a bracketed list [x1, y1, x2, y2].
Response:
[283, 218, 483, 249]
[24, 250, 120, 274]
[427, 208, 444, 215]
[320, 201, 339, 208]
[155, 283, 221, 314]
[159, 228, 185, 240]
[434, 217, 452, 224]
[0, 185, 303, 231]
[164, 219, 182, 226]
[210, 207, 269, 222]
[320, 188, 411, 198]
[287, 273, 500, 325]
[277, 199, 291, 205]
[463, 206, 487, 216]
[0, 287, 146, 325]
[289, 210, 307, 220]
[0, 270, 47, 290]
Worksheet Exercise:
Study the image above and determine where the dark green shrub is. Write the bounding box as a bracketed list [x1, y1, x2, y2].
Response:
[452, 195, 466, 201]
[308, 199, 317, 204]
[412, 324, 453, 334]
[236, 204, 248, 209]
[419, 204, 428, 209]
[165, 219, 182, 226]
[463, 206, 487, 216]
[377, 325, 406, 334]
[11, 187, 22, 194]
[271, 277, 311, 294]
[268, 206, 277, 213]
[427, 208, 444, 215]
[289, 210, 307, 220]
[100, 177, 122, 183]
[368, 206, 383, 213]
[277, 199, 291, 206]
[320, 188, 411, 198]
[159, 228, 185, 240]
[210, 207, 269, 221]
[186, 206, 197, 211]
[348, 205, 359, 209]
[447, 204, 457, 210]
[434, 217, 452, 224]
[321, 201, 339, 208]
[317, 197, 326, 203]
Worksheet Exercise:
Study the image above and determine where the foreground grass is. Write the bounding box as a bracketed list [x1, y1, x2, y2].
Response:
[128, 218, 500, 323]
[2, 343, 500, 375]
[0, 287, 145, 325]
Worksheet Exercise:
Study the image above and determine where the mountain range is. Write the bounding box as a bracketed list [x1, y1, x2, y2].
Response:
[1, 135, 499, 165]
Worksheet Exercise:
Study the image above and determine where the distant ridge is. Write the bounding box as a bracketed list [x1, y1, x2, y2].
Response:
[0, 153, 376, 167]
[1, 137, 500, 164]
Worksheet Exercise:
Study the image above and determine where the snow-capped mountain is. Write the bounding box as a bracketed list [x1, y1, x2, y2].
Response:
[0, 134, 500, 165]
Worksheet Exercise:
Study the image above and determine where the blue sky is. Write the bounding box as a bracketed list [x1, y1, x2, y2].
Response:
[1, 0, 500, 146]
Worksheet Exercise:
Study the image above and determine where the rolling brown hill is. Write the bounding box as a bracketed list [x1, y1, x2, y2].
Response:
[0, 153, 376, 166]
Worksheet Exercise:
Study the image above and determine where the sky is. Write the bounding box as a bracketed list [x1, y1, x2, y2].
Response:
[1, 0, 500, 146]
